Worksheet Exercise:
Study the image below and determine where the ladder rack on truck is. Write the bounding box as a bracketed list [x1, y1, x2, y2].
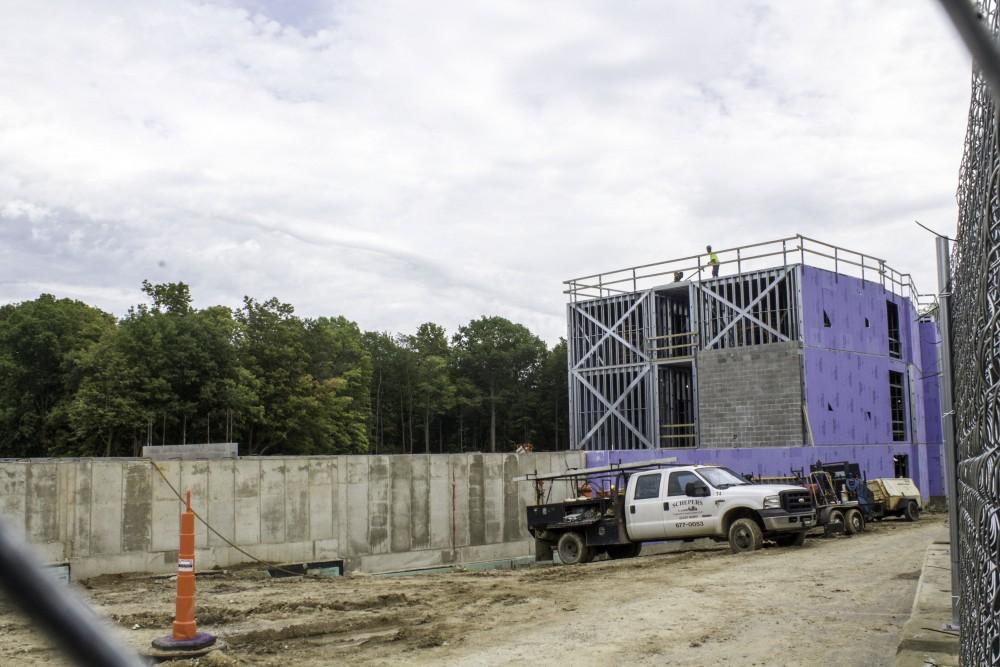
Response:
[519, 458, 815, 564]
[514, 457, 681, 504]
[514, 458, 682, 563]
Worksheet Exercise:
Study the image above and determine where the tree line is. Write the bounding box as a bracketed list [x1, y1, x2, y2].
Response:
[0, 282, 569, 457]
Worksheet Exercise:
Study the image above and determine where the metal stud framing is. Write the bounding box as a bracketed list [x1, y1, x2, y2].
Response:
[568, 291, 656, 450]
[695, 266, 800, 350]
[567, 265, 804, 450]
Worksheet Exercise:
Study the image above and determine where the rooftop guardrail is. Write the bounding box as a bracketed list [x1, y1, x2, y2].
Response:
[563, 234, 936, 310]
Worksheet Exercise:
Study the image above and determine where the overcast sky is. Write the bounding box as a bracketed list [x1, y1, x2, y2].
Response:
[0, 1, 972, 343]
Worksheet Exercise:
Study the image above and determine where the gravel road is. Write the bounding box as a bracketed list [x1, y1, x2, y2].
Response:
[0, 515, 944, 666]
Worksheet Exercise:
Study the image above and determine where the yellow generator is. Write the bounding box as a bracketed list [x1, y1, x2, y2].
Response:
[867, 478, 923, 522]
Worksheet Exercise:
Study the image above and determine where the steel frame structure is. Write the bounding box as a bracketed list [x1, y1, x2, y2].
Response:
[568, 290, 659, 450]
[566, 239, 835, 451]
[694, 266, 800, 350]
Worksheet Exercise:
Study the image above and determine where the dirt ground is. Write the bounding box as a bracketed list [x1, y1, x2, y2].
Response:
[0, 515, 945, 666]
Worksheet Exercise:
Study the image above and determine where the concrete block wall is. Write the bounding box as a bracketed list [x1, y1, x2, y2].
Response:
[0, 451, 584, 580]
[696, 341, 805, 447]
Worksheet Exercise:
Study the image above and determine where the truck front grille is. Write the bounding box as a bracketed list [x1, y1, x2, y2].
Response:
[780, 489, 812, 512]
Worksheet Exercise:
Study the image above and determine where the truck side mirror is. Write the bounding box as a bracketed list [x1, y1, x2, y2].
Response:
[685, 482, 709, 497]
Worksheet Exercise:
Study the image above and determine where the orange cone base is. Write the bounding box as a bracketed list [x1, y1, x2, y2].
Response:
[151, 631, 216, 651]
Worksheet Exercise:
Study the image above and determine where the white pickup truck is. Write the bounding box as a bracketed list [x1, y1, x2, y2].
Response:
[519, 459, 815, 565]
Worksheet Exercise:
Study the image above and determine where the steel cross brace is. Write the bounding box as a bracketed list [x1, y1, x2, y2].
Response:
[574, 366, 654, 448]
[571, 292, 650, 370]
[698, 267, 793, 349]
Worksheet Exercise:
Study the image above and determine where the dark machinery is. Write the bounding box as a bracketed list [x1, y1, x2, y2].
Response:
[746, 459, 922, 534]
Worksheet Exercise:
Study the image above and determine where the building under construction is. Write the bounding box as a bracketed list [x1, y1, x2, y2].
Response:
[566, 235, 945, 498]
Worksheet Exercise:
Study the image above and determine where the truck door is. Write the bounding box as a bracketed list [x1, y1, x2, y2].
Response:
[663, 470, 712, 536]
[625, 472, 668, 541]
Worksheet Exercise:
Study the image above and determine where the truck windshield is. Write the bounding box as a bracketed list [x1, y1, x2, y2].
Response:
[699, 467, 750, 489]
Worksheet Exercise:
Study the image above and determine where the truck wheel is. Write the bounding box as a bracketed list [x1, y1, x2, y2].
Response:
[827, 509, 845, 527]
[774, 532, 806, 547]
[728, 518, 763, 553]
[557, 532, 593, 565]
[607, 543, 641, 559]
[844, 509, 865, 535]
[904, 500, 921, 522]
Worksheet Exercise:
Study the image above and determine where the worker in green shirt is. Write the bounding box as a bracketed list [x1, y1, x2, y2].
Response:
[706, 245, 720, 277]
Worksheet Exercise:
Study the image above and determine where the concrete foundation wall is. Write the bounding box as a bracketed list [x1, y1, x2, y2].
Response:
[0, 452, 584, 580]
[696, 341, 805, 448]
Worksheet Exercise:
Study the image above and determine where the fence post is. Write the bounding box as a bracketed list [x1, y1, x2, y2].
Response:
[936, 235, 961, 631]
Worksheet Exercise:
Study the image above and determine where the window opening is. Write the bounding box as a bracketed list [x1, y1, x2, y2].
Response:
[657, 366, 695, 448]
[886, 301, 901, 359]
[634, 473, 662, 499]
[893, 454, 909, 478]
[889, 371, 906, 441]
[823, 311, 831, 327]
[864, 317, 870, 328]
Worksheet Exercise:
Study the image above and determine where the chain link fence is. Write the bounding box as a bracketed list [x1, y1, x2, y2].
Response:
[952, 1, 1000, 663]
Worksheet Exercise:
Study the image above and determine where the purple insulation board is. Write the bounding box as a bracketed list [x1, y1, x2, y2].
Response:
[799, 265, 920, 364]
[918, 320, 945, 496]
[799, 266, 929, 448]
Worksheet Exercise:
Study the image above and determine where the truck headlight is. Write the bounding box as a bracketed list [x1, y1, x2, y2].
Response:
[763, 495, 781, 509]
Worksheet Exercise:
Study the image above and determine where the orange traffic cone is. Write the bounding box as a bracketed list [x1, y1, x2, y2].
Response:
[152, 490, 216, 654]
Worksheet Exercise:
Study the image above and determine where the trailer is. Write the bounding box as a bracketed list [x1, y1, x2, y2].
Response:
[866, 477, 923, 521]
[749, 466, 862, 535]
[747, 460, 923, 535]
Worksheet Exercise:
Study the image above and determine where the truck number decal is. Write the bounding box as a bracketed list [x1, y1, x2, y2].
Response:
[674, 521, 704, 528]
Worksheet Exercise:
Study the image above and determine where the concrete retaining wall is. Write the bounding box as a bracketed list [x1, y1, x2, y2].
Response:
[0, 452, 584, 580]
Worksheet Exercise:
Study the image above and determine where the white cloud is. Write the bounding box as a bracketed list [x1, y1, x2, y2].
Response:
[0, 0, 971, 341]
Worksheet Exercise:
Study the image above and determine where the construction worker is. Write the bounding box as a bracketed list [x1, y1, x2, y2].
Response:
[706, 245, 720, 277]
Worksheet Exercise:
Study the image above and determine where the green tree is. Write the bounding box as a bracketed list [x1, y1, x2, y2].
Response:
[234, 296, 309, 454]
[363, 331, 401, 454]
[452, 316, 546, 452]
[66, 282, 259, 454]
[235, 298, 372, 455]
[66, 327, 145, 456]
[406, 323, 455, 453]
[303, 316, 372, 453]
[533, 339, 569, 450]
[0, 295, 114, 456]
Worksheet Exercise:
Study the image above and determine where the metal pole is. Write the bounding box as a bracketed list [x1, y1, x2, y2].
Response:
[935, 235, 961, 630]
[0, 518, 144, 667]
